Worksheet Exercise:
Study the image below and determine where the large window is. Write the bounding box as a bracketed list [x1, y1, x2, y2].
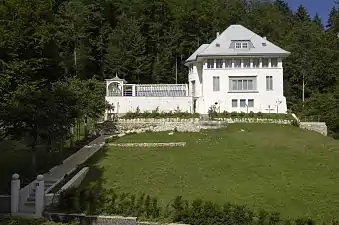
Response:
[229, 76, 256, 91]
[213, 76, 220, 92]
[216, 59, 223, 68]
[262, 58, 269, 68]
[234, 59, 241, 68]
[207, 59, 214, 68]
[271, 58, 278, 67]
[266, 76, 273, 91]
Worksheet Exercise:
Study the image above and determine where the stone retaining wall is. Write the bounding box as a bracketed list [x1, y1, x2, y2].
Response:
[108, 142, 186, 147]
[215, 117, 292, 124]
[44, 213, 189, 225]
[300, 122, 327, 136]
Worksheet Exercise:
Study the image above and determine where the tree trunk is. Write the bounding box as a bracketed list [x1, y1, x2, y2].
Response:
[70, 125, 74, 147]
[84, 115, 88, 139]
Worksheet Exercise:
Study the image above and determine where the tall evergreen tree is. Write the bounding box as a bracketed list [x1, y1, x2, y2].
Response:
[327, 6, 338, 29]
[313, 14, 323, 30]
[295, 5, 311, 22]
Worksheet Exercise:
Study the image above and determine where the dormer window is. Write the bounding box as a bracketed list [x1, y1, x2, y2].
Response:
[235, 41, 249, 49]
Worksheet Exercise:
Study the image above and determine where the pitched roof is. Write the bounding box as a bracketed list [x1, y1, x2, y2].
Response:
[186, 24, 290, 63]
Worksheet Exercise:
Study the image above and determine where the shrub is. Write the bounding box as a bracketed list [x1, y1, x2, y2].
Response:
[291, 119, 300, 127]
[249, 111, 255, 118]
[55, 188, 336, 225]
[230, 111, 238, 118]
[257, 112, 263, 118]
[208, 105, 218, 120]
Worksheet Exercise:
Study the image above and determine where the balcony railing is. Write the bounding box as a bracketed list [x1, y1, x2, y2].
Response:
[108, 84, 189, 97]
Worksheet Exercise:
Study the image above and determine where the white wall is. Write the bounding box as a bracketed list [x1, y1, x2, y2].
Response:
[106, 96, 193, 114]
[193, 61, 287, 114]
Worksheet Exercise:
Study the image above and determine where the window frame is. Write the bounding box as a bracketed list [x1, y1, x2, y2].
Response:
[232, 99, 238, 108]
[213, 76, 220, 92]
[229, 76, 257, 92]
[242, 42, 248, 49]
[235, 42, 242, 49]
[243, 58, 250, 68]
[271, 58, 278, 67]
[240, 99, 247, 108]
[207, 59, 214, 68]
[253, 58, 260, 68]
[234, 59, 241, 68]
[266, 76, 273, 91]
[225, 59, 232, 68]
[262, 58, 269, 68]
[248, 99, 254, 108]
[216, 59, 223, 68]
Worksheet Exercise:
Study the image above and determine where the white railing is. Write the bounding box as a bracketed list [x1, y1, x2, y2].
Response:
[108, 84, 189, 97]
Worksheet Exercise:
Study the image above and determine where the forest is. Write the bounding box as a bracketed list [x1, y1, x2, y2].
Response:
[0, 0, 339, 141]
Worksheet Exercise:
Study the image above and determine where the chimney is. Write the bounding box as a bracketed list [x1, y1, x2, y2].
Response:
[216, 32, 220, 37]
[262, 36, 267, 46]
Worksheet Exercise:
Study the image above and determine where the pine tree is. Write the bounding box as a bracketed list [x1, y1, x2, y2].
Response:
[274, 0, 292, 15]
[295, 5, 311, 22]
[313, 14, 323, 30]
[327, 6, 338, 29]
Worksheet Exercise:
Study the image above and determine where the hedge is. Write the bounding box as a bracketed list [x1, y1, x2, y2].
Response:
[49, 187, 339, 225]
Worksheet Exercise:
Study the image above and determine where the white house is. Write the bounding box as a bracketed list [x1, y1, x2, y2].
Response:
[185, 24, 290, 114]
[105, 24, 290, 118]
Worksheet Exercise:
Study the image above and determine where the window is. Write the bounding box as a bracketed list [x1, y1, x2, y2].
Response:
[229, 76, 257, 91]
[191, 81, 196, 96]
[232, 99, 238, 108]
[262, 58, 269, 68]
[248, 99, 254, 108]
[242, 42, 248, 48]
[253, 58, 260, 68]
[216, 59, 223, 68]
[271, 58, 278, 67]
[207, 59, 214, 68]
[235, 41, 249, 49]
[266, 76, 273, 91]
[234, 59, 241, 68]
[243, 58, 250, 68]
[213, 76, 220, 92]
[225, 59, 232, 68]
[240, 99, 246, 108]
[235, 42, 242, 49]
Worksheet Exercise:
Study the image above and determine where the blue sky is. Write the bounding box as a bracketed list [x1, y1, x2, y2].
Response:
[286, 0, 336, 24]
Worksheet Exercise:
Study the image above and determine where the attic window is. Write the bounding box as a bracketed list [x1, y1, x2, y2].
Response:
[216, 43, 220, 47]
[235, 41, 249, 49]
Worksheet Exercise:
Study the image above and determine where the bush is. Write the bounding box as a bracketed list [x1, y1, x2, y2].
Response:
[53, 188, 339, 225]
[291, 119, 300, 127]
[208, 105, 218, 120]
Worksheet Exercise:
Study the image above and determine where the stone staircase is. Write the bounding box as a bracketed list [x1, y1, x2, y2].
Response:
[19, 180, 57, 214]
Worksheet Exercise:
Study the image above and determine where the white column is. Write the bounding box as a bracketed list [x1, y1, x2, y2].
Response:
[11, 174, 20, 214]
[259, 58, 262, 68]
[132, 85, 136, 96]
[35, 175, 44, 217]
[268, 58, 271, 68]
[250, 58, 253, 68]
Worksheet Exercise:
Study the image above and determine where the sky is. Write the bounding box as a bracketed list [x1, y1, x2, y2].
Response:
[286, 0, 336, 24]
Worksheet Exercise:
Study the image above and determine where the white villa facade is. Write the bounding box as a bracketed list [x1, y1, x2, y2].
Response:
[105, 24, 290, 118]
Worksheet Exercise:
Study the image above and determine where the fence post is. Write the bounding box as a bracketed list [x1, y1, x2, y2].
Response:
[35, 174, 45, 217]
[11, 173, 20, 214]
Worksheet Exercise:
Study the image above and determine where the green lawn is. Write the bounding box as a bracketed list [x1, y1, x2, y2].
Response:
[83, 124, 339, 222]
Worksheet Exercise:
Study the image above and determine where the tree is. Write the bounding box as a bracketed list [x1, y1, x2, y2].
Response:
[295, 5, 311, 22]
[313, 14, 323, 30]
[327, 6, 338, 30]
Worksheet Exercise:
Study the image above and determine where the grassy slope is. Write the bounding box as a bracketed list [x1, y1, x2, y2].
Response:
[83, 124, 339, 222]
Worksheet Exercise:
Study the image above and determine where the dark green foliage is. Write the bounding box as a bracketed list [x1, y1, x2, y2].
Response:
[55, 188, 339, 225]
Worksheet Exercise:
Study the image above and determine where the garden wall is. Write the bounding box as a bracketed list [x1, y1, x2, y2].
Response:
[44, 213, 188, 225]
[117, 118, 229, 133]
[300, 122, 327, 136]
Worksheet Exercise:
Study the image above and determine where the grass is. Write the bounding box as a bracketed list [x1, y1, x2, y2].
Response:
[82, 124, 339, 222]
